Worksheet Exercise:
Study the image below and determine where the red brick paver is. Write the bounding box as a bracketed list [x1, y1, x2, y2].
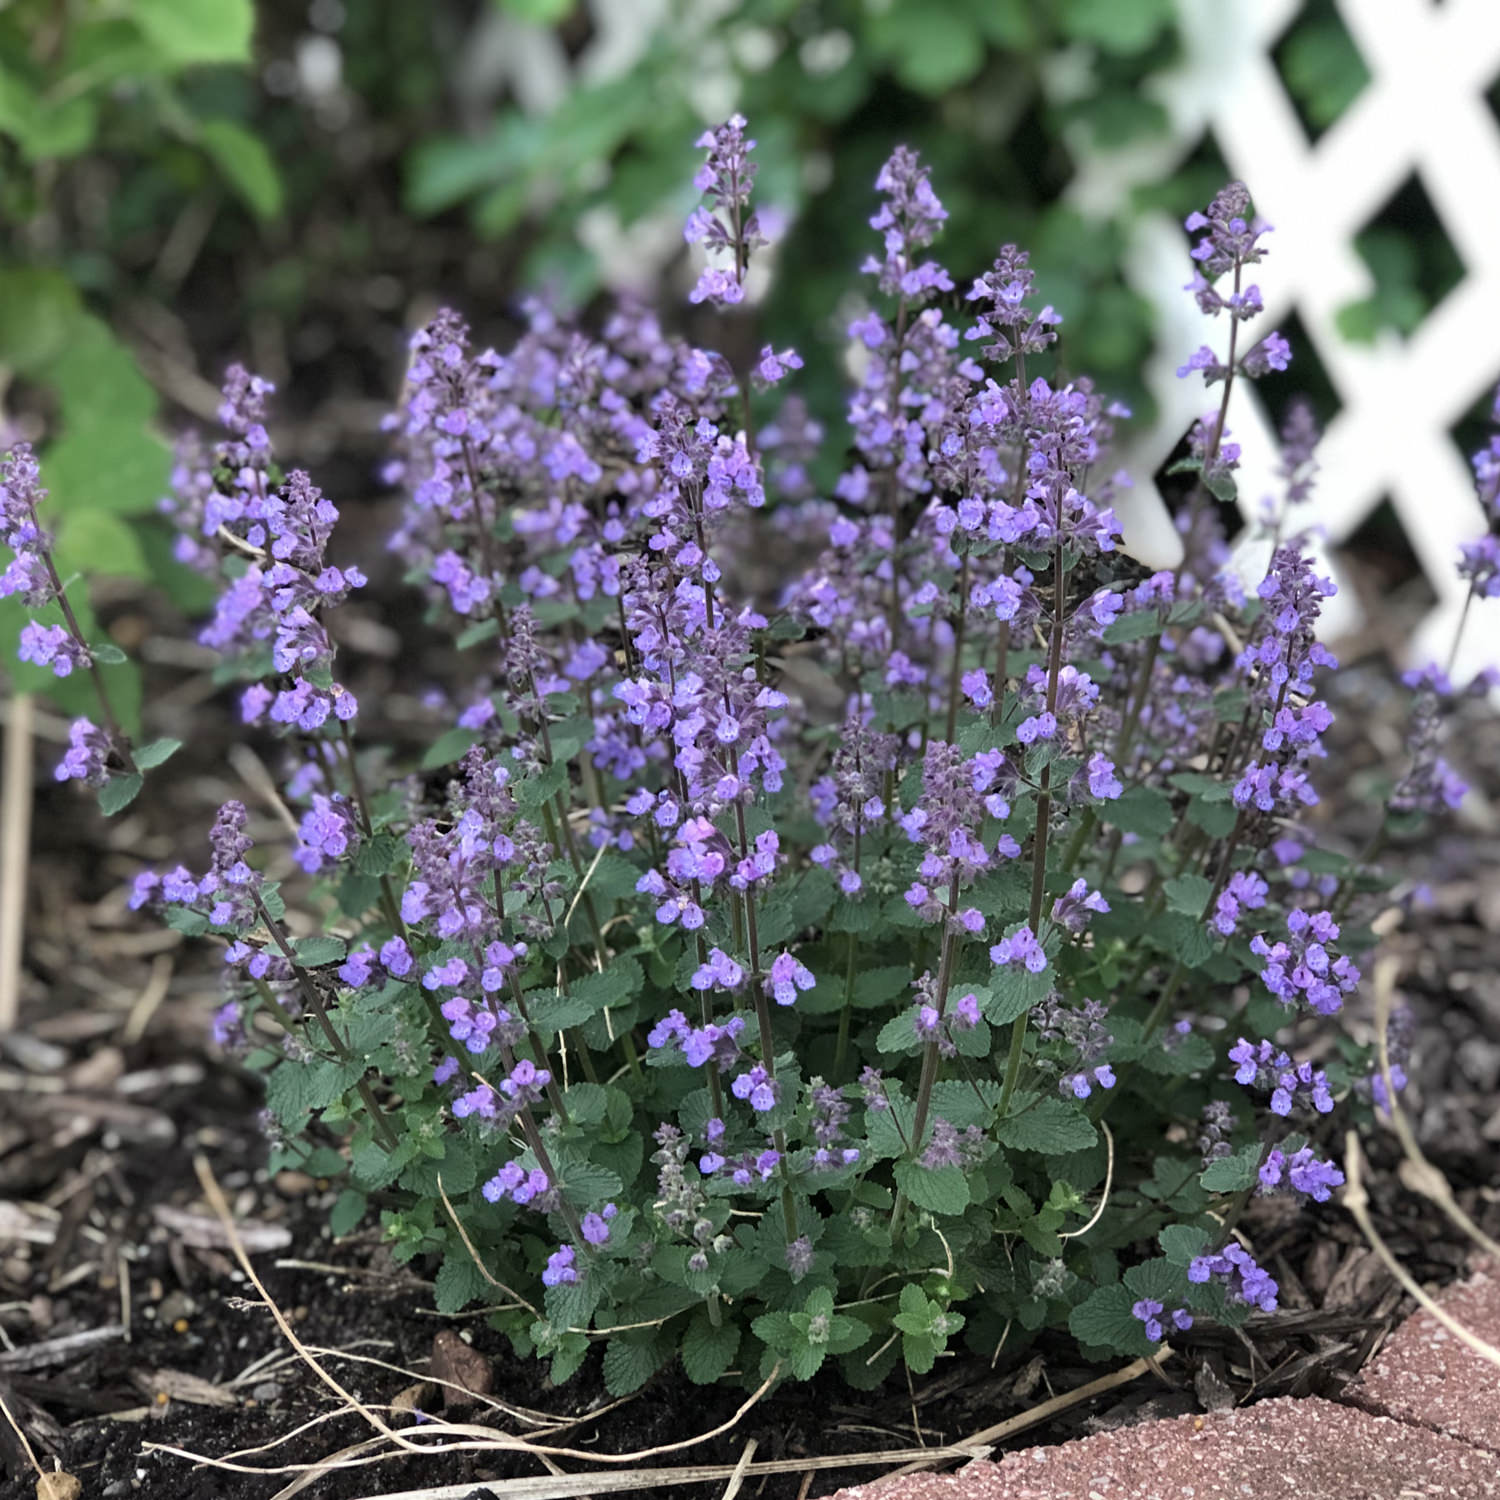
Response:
[834, 1396, 1499, 1500]
[1354, 1257, 1500, 1453]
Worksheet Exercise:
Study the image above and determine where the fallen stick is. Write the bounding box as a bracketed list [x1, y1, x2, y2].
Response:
[0, 1325, 126, 1373]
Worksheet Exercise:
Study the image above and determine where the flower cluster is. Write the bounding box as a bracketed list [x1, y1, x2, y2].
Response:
[1250, 910, 1360, 1015]
[32, 123, 1497, 1390]
[1189, 1243, 1279, 1312]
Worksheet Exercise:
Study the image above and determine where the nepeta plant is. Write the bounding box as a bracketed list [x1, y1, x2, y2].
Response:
[11, 121, 1498, 1395]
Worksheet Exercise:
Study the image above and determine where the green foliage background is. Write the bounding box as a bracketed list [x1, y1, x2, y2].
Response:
[0, 0, 1458, 721]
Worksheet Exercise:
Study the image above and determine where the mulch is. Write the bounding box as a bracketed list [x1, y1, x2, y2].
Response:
[2, 562, 1499, 1500]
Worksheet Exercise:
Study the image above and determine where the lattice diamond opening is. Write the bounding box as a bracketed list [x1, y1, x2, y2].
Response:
[1254, 307, 1344, 436]
[1272, 0, 1373, 142]
[1152, 424, 1247, 544]
[1448, 377, 1500, 491]
[1335, 495, 1438, 618]
[1339, 172, 1468, 344]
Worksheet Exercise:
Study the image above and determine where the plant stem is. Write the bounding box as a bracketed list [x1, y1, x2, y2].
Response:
[999, 533, 1068, 1119]
[251, 891, 400, 1152]
[943, 549, 971, 743]
[34, 531, 137, 774]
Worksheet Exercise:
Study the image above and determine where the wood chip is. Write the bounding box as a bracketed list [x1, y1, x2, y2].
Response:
[151, 1205, 291, 1253]
[130, 1368, 240, 1408]
[428, 1330, 493, 1409]
[0, 1203, 58, 1247]
[0, 1325, 125, 1372]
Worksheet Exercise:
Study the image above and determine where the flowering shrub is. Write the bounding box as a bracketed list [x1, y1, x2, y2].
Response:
[7, 117, 1497, 1396]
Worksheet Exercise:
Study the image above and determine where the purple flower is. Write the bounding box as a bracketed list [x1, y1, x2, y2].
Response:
[1229, 1037, 1334, 1116]
[1086, 753, 1123, 801]
[1189, 1242, 1278, 1312]
[18, 621, 90, 678]
[731, 1064, 779, 1113]
[1249, 909, 1360, 1015]
[294, 793, 360, 874]
[990, 923, 1047, 973]
[581, 1207, 616, 1246]
[692, 946, 745, 992]
[542, 1244, 577, 1287]
[54, 718, 114, 787]
[766, 950, 815, 1006]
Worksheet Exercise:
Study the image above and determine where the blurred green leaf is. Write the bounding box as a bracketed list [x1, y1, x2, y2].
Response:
[0, 268, 82, 371]
[1057, 0, 1173, 55]
[132, 0, 255, 65]
[868, 3, 984, 96]
[406, 118, 542, 216]
[494, 0, 576, 19]
[1278, 11, 1369, 131]
[198, 117, 284, 218]
[53, 509, 149, 581]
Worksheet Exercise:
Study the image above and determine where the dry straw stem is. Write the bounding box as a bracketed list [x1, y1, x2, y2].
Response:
[147, 1368, 790, 1480]
[0, 690, 35, 1033]
[1370, 955, 1500, 1264]
[191, 1155, 414, 1450]
[1342, 1131, 1500, 1372]
[879, 1344, 1177, 1481]
[1059, 1120, 1114, 1241]
[340, 1444, 990, 1500]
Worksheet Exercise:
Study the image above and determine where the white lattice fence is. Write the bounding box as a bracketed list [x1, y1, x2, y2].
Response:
[1060, 0, 1500, 676]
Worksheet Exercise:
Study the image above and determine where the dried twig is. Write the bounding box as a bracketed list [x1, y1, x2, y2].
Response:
[0, 1325, 125, 1372]
[0, 1385, 43, 1478]
[270, 1443, 988, 1500]
[1342, 1132, 1500, 1371]
[880, 1346, 1176, 1479]
[0, 691, 34, 1034]
[720, 1438, 757, 1500]
[1060, 1120, 1114, 1241]
[192, 1155, 409, 1447]
[436, 1176, 541, 1319]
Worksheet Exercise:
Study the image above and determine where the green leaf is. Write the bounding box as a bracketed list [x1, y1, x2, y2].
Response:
[0, 269, 82, 371]
[680, 1308, 740, 1385]
[134, 738, 182, 770]
[993, 1097, 1097, 1155]
[1164, 874, 1213, 918]
[1201, 1141, 1262, 1192]
[876, 1009, 922, 1057]
[1102, 610, 1164, 645]
[329, 1189, 367, 1238]
[1058, 0, 1172, 53]
[164, 905, 210, 936]
[1106, 786, 1174, 838]
[455, 618, 500, 650]
[1170, 772, 1231, 802]
[871, 2, 984, 95]
[1157, 911, 1215, 968]
[894, 1160, 969, 1216]
[421, 727, 479, 770]
[1068, 1283, 1155, 1356]
[294, 936, 348, 968]
[404, 117, 542, 217]
[495, 0, 577, 21]
[97, 773, 143, 816]
[1159, 1223, 1211, 1266]
[198, 118, 284, 219]
[90, 642, 129, 665]
[132, 0, 255, 62]
[602, 1332, 668, 1397]
[982, 965, 1053, 1024]
[354, 833, 406, 877]
[434, 1253, 490, 1315]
